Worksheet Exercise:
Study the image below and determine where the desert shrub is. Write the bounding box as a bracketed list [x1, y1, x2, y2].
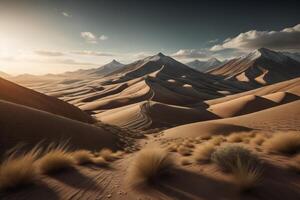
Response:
[227, 133, 243, 143]
[37, 144, 75, 174]
[232, 157, 263, 192]
[193, 143, 215, 162]
[0, 148, 40, 191]
[127, 148, 175, 187]
[264, 132, 300, 154]
[211, 145, 262, 192]
[211, 145, 260, 171]
[72, 150, 94, 165]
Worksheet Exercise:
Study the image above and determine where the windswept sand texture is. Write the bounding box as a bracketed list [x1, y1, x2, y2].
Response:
[0, 100, 118, 157]
[0, 77, 94, 123]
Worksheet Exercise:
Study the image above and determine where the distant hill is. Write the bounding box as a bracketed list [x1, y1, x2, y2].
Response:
[186, 58, 224, 72]
[208, 48, 300, 86]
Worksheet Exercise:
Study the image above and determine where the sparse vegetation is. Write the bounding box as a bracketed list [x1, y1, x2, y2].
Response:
[180, 157, 192, 166]
[0, 149, 40, 191]
[72, 150, 94, 165]
[264, 132, 300, 154]
[177, 146, 192, 156]
[209, 136, 224, 146]
[251, 135, 265, 146]
[37, 144, 75, 174]
[231, 157, 263, 192]
[193, 143, 215, 162]
[211, 145, 262, 192]
[227, 133, 243, 143]
[99, 148, 116, 161]
[127, 148, 175, 187]
[92, 157, 109, 167]
[211, 145, 259, 171]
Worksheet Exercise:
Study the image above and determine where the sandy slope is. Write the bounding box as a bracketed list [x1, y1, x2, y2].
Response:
[0, 77, 94, 123]
[162, 100, 300, 139]
[96, 101, 219, 130]
[0, 100, 118, 157]
[208, 48, 300, 86]
[206, 77, 300, 106]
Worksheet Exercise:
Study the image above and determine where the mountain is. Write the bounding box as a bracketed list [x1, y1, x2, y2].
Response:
[208, 48, 300, 86]
[281, 51, 300, 62]
[69, 53, 250, 130]
[186, 57, 224, 72]
[65, 59, 124, 77]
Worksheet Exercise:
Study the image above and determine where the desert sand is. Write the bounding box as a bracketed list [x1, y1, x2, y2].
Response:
[1, 50, 300, 200]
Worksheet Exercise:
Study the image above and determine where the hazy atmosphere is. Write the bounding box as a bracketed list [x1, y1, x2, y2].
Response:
[1, 1, 300, 200]
[1, 0, 300, 74]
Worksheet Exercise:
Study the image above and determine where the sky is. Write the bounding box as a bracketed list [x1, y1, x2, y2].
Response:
[0, 0, 300, 75]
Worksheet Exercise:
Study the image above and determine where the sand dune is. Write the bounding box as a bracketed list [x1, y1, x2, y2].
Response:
[96, 101, 219, 130]
[0, 100, 118, 157]
[0, 77, 94, 123]
[208, 94, 278, 118]
[208, 48, 300, 86]
[206, 77, 300, 106]
[162, 100, 300, 139]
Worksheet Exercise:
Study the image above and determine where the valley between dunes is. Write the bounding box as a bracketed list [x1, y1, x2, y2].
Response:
[1, 50, 300, 200]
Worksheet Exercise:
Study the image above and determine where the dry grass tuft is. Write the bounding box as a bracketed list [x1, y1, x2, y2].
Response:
[0, 148, 40, 191]
[99, 148, 116, 161]
[72, 150, 94, 165]
[251, 135, 265, 146]
[209, 136, 224, 146]
[167, 144, 178, 152]
[37, 144, 75, 174]
[211, 145, 262, 192]
[177, 146, 192, 156]
[264, 132, 300, 154]
[92, 157, 109, 167]
[180, 158, 192, 166]
[232, 157, 263, 192]
[127, 148, 175, 188]
[211, 145, 259, 171]
[227, 133, 244, 143]
[193, 143, 215, 162]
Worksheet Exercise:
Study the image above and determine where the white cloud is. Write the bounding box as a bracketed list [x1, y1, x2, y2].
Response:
[208, 39, 219, 43]
[80, 32, 108, 44]
[62, 12, 72, 17]
[211, 24, 300, 52]
[35, 50, 65, 57]
[70, 50, 114, 57]
[99, 35, 108, 41]
[81, 32, 98, 44]
[131, 52, 152, 59]
[171, 49, 209, 59]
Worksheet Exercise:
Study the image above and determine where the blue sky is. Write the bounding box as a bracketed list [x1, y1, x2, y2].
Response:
[0, 0, 299, 75]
